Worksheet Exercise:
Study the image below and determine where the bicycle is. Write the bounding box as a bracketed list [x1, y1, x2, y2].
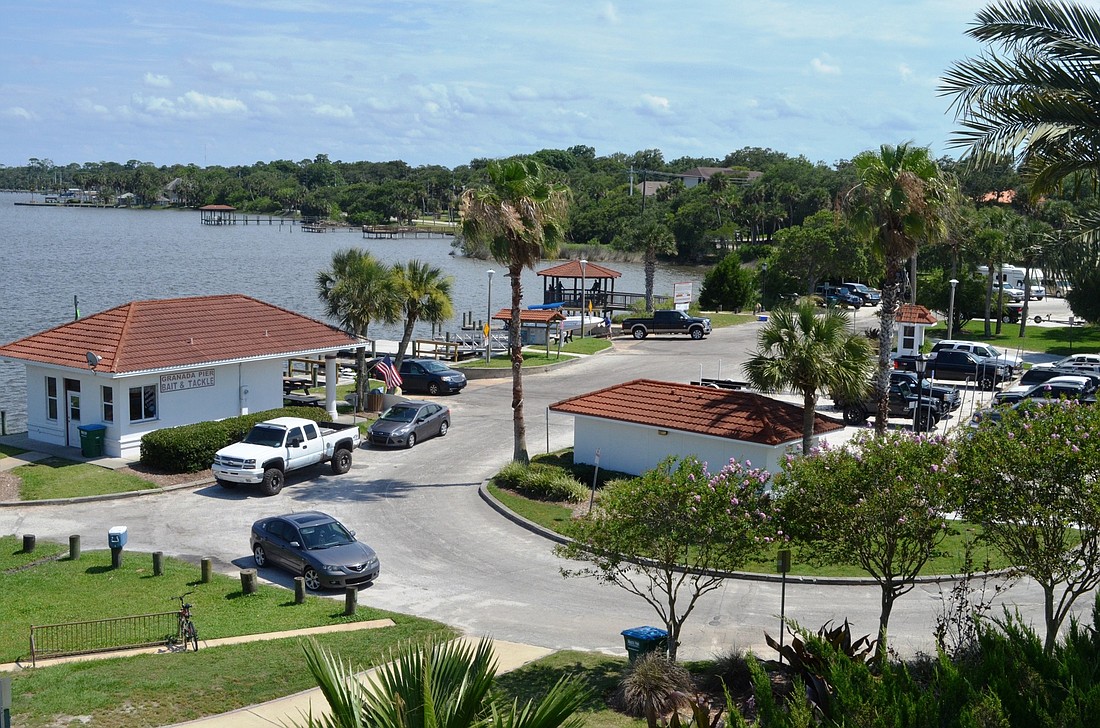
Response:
[168, 591, 200, 652]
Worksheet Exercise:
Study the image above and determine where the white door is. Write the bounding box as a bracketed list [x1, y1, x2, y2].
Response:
[66, 391, 82, 447]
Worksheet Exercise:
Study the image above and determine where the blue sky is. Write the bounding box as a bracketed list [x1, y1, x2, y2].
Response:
[0, 1, 992, 170]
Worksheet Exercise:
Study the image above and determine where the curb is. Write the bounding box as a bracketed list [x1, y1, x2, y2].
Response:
[477, 482, 994, 587]
[0, 478, 213, 508]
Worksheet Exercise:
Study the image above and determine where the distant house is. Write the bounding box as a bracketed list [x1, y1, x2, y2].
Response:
[680, 167, 762, 189]
[549, 379, 846, 478]
[161, 177, 185, 206]
[0, 295, 358, 458]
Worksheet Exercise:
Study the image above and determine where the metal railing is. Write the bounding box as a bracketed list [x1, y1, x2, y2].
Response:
[29, 611, 180, 666]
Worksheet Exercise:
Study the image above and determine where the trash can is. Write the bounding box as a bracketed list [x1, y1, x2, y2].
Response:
[621, 626, 669, 662]
[367, 388, 385, 412]
[77, 424, 107, 457]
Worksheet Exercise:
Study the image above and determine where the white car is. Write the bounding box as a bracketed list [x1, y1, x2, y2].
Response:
[930, 339, 1023, 372]
[1028, 285, 1045, 301]
[991, 283, 1025, 303]
[1033, 353, 1100, 374]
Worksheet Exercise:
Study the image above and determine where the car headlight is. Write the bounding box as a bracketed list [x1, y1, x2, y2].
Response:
[244, 459, 256, 466]
[323, 564, 343, 574]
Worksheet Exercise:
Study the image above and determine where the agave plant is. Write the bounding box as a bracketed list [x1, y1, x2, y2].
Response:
[293, 636, 589, 728]
[764, 619, 877, 716]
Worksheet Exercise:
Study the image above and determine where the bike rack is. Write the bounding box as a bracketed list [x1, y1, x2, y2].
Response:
[29, 611, 179, 667]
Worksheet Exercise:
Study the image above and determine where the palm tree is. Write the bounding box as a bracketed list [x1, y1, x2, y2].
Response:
[461, 158, 571, 465]
[846, 144, 949, 434]
[317, 248, 401, 406]
[941, 0, 1100, 196]
[392, 259, 455, 368]
[293, 636, 589, 728]
[743, 301, 874, 455]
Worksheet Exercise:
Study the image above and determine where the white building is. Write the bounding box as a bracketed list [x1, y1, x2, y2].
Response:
[0, 294, 359, 458]
[548, 378, 846, 478]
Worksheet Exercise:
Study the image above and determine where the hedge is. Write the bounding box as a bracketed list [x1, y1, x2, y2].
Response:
[139, 406, 329, 473]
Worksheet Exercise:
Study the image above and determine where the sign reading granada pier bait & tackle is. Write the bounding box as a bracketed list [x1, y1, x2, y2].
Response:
[160, 368, 216, 393]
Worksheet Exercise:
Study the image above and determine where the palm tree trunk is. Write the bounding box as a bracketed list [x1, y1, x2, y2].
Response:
[644, 247, 657, 313]
[802, 391, 817, 455]
[874, 263, 900, 434]
[355, 345, 367, 407]
[395, 317, 416, 369]
[509, 264, 529, 465]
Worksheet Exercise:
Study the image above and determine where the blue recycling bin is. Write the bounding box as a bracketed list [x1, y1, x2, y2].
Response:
[621, 626, 669, 662]
[77, 423, 107, 457]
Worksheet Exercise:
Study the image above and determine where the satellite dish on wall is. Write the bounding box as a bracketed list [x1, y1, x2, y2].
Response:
[86, 351, 102, 369]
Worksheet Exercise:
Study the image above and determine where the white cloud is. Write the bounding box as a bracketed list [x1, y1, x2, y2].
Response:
[180, 91, 247, 114]
[811, 55, 841, 75]
[252, 90, 278, 102]
[143, 73, 172, 88]
[638, 93, 671, 115]
[899, 63, 914, 82]
[313, 103, 353, 119]
[2, 107, 34, 120]
[600, 2, 619, 24]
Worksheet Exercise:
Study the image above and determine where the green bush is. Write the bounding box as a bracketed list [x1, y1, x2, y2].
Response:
[139, 406, 329, 473]
[492, 462, 588, 503]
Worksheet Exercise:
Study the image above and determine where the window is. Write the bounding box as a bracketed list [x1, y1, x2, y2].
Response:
[304, 423, 318, 441]
[901, 325, 916, 351]
[102, 386, 114, 423]
[46, 377, 58, 420]
[128, 384, 157, 422]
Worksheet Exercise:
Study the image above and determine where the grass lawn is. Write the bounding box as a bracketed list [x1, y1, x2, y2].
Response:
[14, 457, 157, 500]
[703, 311, 756, 328]
[1, 536, 453, 727]
[924, 322, 1100, 356]
[489, 473, 1010, 578]
[0, 443, 27, 459]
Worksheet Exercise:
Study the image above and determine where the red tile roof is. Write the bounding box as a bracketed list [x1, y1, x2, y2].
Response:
[491, 308, 566, 324]
[0, 294, 359, 374]
[198, 204, 236, 211]
[896, 304, 938, 325]
[537, 260, 622, 279]
[549, 379, 843, 445]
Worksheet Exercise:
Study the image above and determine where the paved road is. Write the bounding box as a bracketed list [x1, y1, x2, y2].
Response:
[0, 301, 1084, 660]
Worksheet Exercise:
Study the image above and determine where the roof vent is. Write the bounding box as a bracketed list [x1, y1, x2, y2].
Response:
[188, 337, 193, 345]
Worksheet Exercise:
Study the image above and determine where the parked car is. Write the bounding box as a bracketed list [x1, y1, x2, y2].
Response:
[930, 339, 1023, 372]
[367, 400, 450, 448]
[895, 350, 1011, 390]
[1019, 366, 1100, 388]
[397, 358, 467, 395]
[620, 309, 712, 340]
[841, 282, 881, 306]
[991, 283, 1025, 303]
[890, 370, 962, 412]
[994, 375, 1098, 405]
[1033, 353, 1100, 374]
[815, 284, 863, 308]
[832, 377, 944, 428]
[250, 511, 380, 591]
[1028, 285, 1045, 301]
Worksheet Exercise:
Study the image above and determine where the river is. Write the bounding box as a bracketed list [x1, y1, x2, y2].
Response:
[0, 193, 704, 431]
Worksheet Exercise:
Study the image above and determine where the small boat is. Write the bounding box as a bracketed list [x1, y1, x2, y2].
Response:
[561, 313, 605, 332]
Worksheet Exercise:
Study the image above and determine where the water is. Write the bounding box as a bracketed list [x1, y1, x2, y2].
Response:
[0, 193, 704, 431]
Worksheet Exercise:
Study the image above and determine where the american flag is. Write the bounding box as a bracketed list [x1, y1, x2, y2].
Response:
[376, 356, 403, 390]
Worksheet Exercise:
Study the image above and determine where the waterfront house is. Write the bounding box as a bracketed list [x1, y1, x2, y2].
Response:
[548, 379, 845, 478]
[0, 294, 359, 458]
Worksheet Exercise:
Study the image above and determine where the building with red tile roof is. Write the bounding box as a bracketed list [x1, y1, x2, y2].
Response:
[895, 304, 938, 356]
[549, 379, 846, 477]
[0, 294, 359, 457]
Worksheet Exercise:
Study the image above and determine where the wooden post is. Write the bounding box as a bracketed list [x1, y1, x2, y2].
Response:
[153, 551, 164, 576]
[201, 557, 212, 583]
[21, 535, 34, 553]
[344, 586, 357, 615]
[68, 535, 80, 560]
[240, 569, 257, 595]
[295, 577, 306, 604]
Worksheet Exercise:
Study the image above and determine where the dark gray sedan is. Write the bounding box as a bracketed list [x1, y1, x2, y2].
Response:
[250, 511, 380, 590]
[367, 400, 450, 448]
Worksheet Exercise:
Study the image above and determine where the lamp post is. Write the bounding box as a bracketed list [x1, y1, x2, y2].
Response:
[947, 278, 959, 339]
[761, 262, 768, 312]
[485, 269, 494, 364]
[579, 258, 588, 339]
[913, 355, 928, 433]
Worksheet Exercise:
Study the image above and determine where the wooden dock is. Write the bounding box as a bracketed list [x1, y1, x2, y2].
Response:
[362, 225, 455, 239]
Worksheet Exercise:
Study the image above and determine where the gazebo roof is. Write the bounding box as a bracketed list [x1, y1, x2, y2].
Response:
[537, 260, 621, 279]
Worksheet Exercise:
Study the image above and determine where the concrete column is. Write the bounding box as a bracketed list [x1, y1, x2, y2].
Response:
[325, 354, 338, 418]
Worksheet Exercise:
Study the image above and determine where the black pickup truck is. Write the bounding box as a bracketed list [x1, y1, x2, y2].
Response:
[622, 309, 712, 340]
[832, 377, 945, 428]
[894, 350, 1012, 391]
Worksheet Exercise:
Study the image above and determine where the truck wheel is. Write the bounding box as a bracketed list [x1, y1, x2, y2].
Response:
[978, 376, 995, 391]
[427, 382, 442, 396]
[215, 478, 235, 489]
[631, 326, 647, 340]
[842, 405, 868, 425]
[1001, 314, 1011, 323]
[330, 449, 352, 475]
[690, 327, 704, 340]
[260, 468, 284, 496]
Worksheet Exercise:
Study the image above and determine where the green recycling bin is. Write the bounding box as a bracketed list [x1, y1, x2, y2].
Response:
[78, 424, 107, 457]
[621, 626, 668, 662]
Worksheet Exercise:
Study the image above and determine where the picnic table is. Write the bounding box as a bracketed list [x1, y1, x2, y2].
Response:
[283, 377, 313, 395]
[284, 393, 323, 407]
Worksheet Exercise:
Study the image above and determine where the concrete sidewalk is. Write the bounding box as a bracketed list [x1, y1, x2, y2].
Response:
[166, 637, 553, 727]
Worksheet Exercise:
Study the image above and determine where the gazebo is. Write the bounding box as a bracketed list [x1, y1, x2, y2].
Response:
[536, 260, 621, 314]
[199, 204, 236, 225]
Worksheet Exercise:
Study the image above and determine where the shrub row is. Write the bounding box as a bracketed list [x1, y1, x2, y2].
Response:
[139, 406, 329, 473]
[493, 462, 589, 503]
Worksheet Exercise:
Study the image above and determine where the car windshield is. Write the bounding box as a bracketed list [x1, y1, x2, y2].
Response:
[422, 361, 451, 373]
[242, 425, 285, 447]
[382, 405, 420, 422]
[298, 521, 355, 549]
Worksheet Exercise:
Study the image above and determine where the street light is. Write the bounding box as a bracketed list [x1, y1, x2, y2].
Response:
[760, 262, 768, 312]
[947, 278, 959, 339]
[485, 269, 495, 364]
[913, 355, 928, 433]
[579, 258, 588, 339]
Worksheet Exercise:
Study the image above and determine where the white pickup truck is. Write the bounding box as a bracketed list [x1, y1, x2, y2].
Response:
[212, 416, 361, 496]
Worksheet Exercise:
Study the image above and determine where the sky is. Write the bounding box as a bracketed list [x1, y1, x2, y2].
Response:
[0, 0, 998, 171]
